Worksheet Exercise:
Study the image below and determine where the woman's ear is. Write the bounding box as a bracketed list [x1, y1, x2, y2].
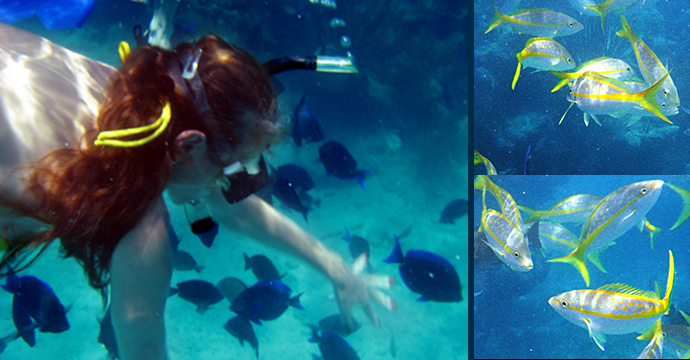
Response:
[172, 130, 208, 161]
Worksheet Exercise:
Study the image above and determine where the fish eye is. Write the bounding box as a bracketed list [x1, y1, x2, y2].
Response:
[567, 58, 573, 63]
[561, 301, 568, 307]
[664, 89, 669, 95]
[662, 103, 667, 108]
[514, 251, 520, 258]
[568, 22, 573, 27]
[640, 187, 648, 194]
[626, 67, 631, 71]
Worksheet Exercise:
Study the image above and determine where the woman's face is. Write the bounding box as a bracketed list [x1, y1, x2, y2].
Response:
[166, 131, 267, 205]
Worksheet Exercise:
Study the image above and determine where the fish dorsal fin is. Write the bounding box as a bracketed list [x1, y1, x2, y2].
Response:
[598, 284, 658, 298]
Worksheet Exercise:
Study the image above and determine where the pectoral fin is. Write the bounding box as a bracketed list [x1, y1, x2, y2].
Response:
[583, 318, 606, 351]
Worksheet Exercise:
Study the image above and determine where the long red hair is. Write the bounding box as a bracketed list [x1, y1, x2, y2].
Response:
[0, 36, 286, 299]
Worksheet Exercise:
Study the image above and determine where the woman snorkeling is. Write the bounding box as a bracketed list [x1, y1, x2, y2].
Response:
[0, 24, 391, 359]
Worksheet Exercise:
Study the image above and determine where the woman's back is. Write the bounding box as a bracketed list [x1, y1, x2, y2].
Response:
[0, 23, 115, 212]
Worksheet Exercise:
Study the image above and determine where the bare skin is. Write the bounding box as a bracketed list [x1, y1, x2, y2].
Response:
[0, 28, 387, 359]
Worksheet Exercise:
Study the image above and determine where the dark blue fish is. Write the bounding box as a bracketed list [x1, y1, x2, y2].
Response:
[439, 199, 468, 224]
[243, 253, 283, 281]
[2, 274, 70, 347]
[216, 277, 247, 304]
[308, 325, 360, 360]
[318, 141, 371, 190]
[0, 0, 95, 30]
[97, 307, 119, 360]
[277, 164, 315, 194]
[315, 314, 361, 337]
[172, 250, 205, 273]
[523, 144, 531, 175]
[224, 316, 258, 359]
[292, 94, 324, 147]
[342, 228, 370, 261]
[383, 236, 462, 302]
[272, 169, 311, 223]
[231, 280, 303, 325]
[173, 280, 224, 314]
[189, 217, 219, 248]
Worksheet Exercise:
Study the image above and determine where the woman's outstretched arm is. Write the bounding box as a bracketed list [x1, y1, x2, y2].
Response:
[206, 190, 386, 332]
[109, 197, 172, 360]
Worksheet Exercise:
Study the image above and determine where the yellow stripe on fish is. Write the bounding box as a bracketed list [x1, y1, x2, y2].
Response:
[513, 37, 575, 89]
[567, 70, 671, 124]
[617, 15, 679, 108]
[548, 180, 664, 286]
[475, 175, 522, 226]
[549, 57, 634, 92]
[485, 6, 583, 37]
[519, 194, 602, 223]
[549, 251, 674, 351]
[480, 187, 533, 272]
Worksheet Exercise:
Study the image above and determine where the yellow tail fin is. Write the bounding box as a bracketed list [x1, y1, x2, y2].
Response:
[665, 182, 690, 230]
[512, 56, 523, 90]
[636, 71, 671, 124]
[662, 250, 675, 311]
[548, 70, 578, 92]
[485, 4, 505, 34]
[616, 15, 635, 42]
[548, 249, 590, 286]
[585, 0, 612, 34]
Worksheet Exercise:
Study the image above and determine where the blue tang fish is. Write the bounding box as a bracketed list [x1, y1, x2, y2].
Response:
[0, 0, 95, 30]
[224, 316, 259, 359]
[231, 280, 304, 325]
[272, 169, 311, 223]
[277, 164, 315, 194]
[2, 274, 70, 347]
[308, 325, 360, 360]
[440, 199, 468, 224]
[292, 93, 324, 147]
[314, 314, 361, 337]
[383, 236, 462, 302]
[243, 253, 283, 281]
[172, 280, 224, 314]
[318, 141, 371, 190]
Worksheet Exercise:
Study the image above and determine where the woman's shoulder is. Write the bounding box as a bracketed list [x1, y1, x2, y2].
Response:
[0, 23, 118, 212]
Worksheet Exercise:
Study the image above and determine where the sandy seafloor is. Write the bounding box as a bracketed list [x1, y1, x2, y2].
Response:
[0, 0, 469, 360]
[0, 132, 467, 360]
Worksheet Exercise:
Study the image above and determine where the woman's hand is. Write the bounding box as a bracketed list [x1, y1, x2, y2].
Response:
[332, 254, 396, 334]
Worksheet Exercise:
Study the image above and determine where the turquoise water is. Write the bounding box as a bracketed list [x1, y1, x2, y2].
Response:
[0, 1, 467, 359]
[474, 1, 689, 174]
[474, 176, 690, 359]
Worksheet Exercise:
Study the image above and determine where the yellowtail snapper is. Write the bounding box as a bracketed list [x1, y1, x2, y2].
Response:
[549, 251, 674, 352]
[512, 37, 575, 89]
[480, 192, 533, 272]
[485, 6, 583, 38]
[561, 70, 671, 125]
[548, 180, 664, 286]
[617, 16, 680, 109]
[549, 57, 635, 92]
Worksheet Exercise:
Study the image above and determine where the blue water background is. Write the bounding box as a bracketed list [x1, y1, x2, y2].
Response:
[0, 1, 467, 359]
[474, 175, 690, 358]
[474, 1, 690, 174]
